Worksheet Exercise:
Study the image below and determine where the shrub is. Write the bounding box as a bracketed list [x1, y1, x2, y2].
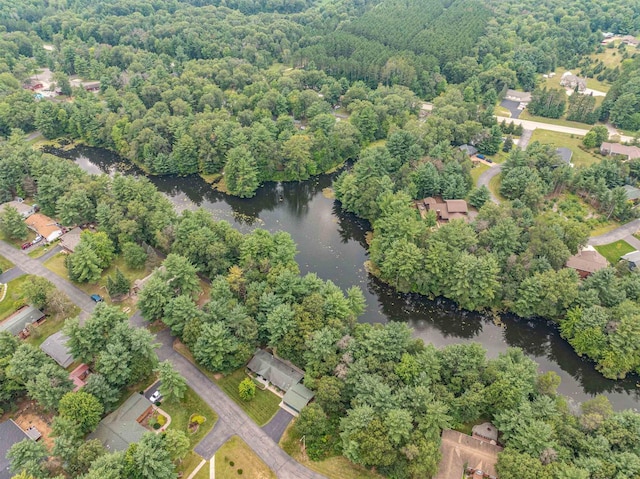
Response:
[229, 461, 235, 467]
[157, 414, 167, 426]
[237, 469, 243, 475]
[153, 422, 161, 430]
[238, 377, 256, 402]
[191, 414, 206, 424]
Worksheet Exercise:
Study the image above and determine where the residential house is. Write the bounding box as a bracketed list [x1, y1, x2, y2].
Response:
[40, 331, 74, 368]
[565, 246, 608, 279]
[621, 250, 640, 270]
[88, 393, 154, 451]
[0, 306, 45, 338]
[504, 89, 532, 103]
[436, 429, 502, 479]
[423, 197, 469, 222]
[560, 72, 587, 92]
[600, 142, 640, 160]
[622, 35, 639, 47]
[25, 213, 62, 242]
[623, 185, 640, 202]
[459, 144, 478, 157]
[0, 420, 32, 479]
[246, 350, 315, 415]
[69, 363, 91, 392]
[70, 79, 101, 92]
[556, 147, 574, 166]
[0, 201, 35, 219]
[60, 227, 83, 253]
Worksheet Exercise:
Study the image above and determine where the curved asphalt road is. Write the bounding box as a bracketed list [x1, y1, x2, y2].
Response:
[476, 164, 503, 204]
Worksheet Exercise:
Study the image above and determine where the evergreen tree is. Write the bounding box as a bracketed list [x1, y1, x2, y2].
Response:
[0, 205, 28, 240]
[156, 361, 187, 402]
[223, 146, 260, 198]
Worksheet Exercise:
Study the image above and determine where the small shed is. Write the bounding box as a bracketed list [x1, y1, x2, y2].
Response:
[246, 350, 304, 392]
[282, 383, 315, 414]
[556, 147, 574, 166]
[0, 420, 31, 479]
[40, 331, 74, 368]
[69, 363, 90, 392]
[0, 306, 45, 337]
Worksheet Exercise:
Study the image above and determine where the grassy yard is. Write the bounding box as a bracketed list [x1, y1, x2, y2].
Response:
[25, 308, 79, 348]
[216, 369, 281, 426]
[0, 229, 36, 249]
[529, 129, 602, 168]
[280, 422, 383, 479]
[44, 252, 151, 310]
[471, 163, 489, 185]
[488, 174, 505, 202]
[518, 110, 596, 131]
[0, 254, 14, 273]
[539, 66, 612, 94]
[595, 240, 635, 265]
[215, 436, 276, 479]
[177, 451, 206, 478]
[0, 275, 31, 321]
[161, 385, 218, 447]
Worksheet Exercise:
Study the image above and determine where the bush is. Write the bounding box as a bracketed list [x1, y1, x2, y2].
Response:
[237, 469, 243, 475]
[157, 414, 167, 426]
[122, 242, 148, 269]
[238, 377, 256, 402]
[153, 422, 161, 430]
[229, 461, 235, 467]
[191, 414, 206, 425]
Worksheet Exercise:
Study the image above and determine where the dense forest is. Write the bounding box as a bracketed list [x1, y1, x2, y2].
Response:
[2, 138, 640, 479]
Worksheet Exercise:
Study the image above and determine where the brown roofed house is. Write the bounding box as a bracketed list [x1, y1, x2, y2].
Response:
[600, 142, 640, 160]
[565, 246, 608, 279]
[60, 227, 83, 253]
[69, 364, 91, 392]
[25, 213, 62, 243]
[422, 197, 469, 222]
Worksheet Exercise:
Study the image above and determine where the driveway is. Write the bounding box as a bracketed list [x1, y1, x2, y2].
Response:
[476, 164, 503, 204]
[0, 240, 96, 314]
[0, 266, 25, 283]
[262, 408, 294, 443]
[37, 244, 62, 263]
[144, 380, 162, 400]
[499, 99, 522, 119]
[588, 219, 640, 246]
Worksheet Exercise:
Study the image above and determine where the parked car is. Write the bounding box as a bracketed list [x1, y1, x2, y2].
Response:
[476, 154, 486, 159]
[31, 235, 43, 245]
[21, 242, 31, 250]
[90, 294, 104, 302]
[150, 391, 162, 403]
[486, 158, 493, 163]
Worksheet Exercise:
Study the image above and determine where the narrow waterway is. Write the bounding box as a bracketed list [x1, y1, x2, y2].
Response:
[48, 145, 640, 410]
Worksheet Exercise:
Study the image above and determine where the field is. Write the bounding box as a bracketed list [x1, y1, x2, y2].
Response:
[215, 369, 281, 426]
[160, 385, 217, 447]
[594, 240, 635, 264]
[215, 436, 275, 479]
[280, 422, 383, 479]
[529, 130, 602, 168]
[0, 274, 31, 320]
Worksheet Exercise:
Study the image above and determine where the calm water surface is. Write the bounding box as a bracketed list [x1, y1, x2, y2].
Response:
[50, 146, 640, 410]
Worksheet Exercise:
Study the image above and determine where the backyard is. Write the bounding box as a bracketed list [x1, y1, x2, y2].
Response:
[594, 240, 635, 265]
[216, 436, 276, 479]
[529, 130, 602, 168]
[216, 369, 281, 426]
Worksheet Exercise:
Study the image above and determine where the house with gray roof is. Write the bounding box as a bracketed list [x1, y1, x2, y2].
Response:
[459, 144, 478, 157]
[60, 227, 83, 253]
[282, 383, 315, 414]
[505, 89, 532, 103]
[0, 306, 45, 337]
[0, 420, 31, 479]
[87, 393, 153, 451]
[0, 201, 35, 219]
[623, 185, 640, 201]
[560, 72, 587, 92]
[40, 331, 74, 368]
[622, 250, 640, 269]
[556, 147, 574, 166]
[247, 350, 303, 392]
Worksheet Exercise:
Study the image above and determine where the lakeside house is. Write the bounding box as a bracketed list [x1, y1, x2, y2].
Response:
[565, 246, 608, 278]
[246, 350, 315, 415]
[600, 142, 640, 161]
[423, 197, 469, 222]
[25, 213, 63, 243]
[436, 429, 502, 479]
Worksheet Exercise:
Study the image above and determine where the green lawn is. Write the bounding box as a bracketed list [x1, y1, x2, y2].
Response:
[0, 275, 31, 320]
[529, 129, 602, 168]
[177, 451, 205, 478]
[161, 385, 218, 447]
[25, 308, 79, 348]
[216, 369, 281, 426]
[488, 173, 505, 202]
[216, 436, 276, 479]
[595, 240, 635, 265]
[0, 254, 14, 273]
[518, 110, 596, 131]
[280, 422, 383, 479]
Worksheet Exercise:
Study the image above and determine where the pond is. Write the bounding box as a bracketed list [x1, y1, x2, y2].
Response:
[48, 145, 640, 410]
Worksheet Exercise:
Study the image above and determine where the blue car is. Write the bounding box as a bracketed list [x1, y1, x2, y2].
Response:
[90, 294, 104, 303]
[476, 154, 485, 159]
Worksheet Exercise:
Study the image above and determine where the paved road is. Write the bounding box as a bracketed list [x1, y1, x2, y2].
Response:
[495, 116, 635, 143]
[37, 244, 62, 263]
[476, 164, 503, 204]
[0, 266, 25, 283]
[588, 219, 640, 246]
[153, 330, 326, 479]
[262, 408, 294, 443]
[624, 235, 640, 250]
[518, 129, 533, 150]
[0, 240, 96, 314]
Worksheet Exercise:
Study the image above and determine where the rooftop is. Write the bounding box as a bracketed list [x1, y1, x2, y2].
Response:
[25, 213, 61, 239]
[505, 89, 532, 102]
[0, 306, 45, 336]
[247, 350, 304, 392]
[40, 331, 74, 368]
[88, 393, 152, 451]
[471, 422, 499, 443]
[69, 363, 90, 392]
[459, 144, 478, 156]
[60, 227, 83, 253]
[282, 382, 315, 413]
[565, 246, 608, 274]
[0, 201, 34, 218]
[623, 185, 640, 201]
[622, 250, 640, 264]
[601, 142, 640, 160]
[556, 147, 573, 164]
[0, 420, 31, 479]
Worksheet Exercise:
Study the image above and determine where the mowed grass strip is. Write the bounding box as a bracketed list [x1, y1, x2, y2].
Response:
[215, 436, 276, 479]
[0, 254, 14, 272]
[0, 274, 31, 321]
[215, 369, 281, 426]
[595, 240, 635, 265]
